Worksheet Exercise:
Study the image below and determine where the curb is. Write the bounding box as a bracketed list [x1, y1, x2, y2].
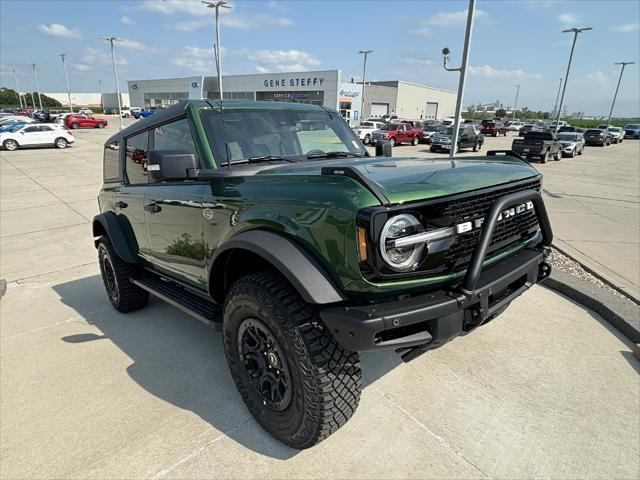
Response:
[553, 243, 640, 306]
[544, 270, 640, 343]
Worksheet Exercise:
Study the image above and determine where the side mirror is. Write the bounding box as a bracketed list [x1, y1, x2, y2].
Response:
[375, 140, 392, 157]
[148, 149, 199, 181]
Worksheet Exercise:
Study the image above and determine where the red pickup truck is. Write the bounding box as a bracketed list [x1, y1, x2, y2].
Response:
[370, 122, 423, 146]
[480, 120, 507, 136]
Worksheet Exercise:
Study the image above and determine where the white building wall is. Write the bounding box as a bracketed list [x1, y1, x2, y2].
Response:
[42, 92, 130, 108]
[394, 82, 457, 120]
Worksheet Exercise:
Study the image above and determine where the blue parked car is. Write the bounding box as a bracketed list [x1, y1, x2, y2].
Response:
[133, 108, 154, 119]
[623, 124, 640, 139]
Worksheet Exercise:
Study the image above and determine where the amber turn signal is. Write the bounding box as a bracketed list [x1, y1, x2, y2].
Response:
[357, 227, 368, 261]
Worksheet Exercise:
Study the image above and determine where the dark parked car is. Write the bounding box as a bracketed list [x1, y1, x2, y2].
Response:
[480, 120, 508, 137]
[511, 130, 562, 163]
[557, 126, 584, 133]
[623, 124, 640, 139]
[430, 124, 484, 153]
[92, 99, 552, 449]
[584, 129, 611, 146]
[518, 124, 535, 137]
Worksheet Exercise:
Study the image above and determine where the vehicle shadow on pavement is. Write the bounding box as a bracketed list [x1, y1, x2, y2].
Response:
[52, 275, 402, 459]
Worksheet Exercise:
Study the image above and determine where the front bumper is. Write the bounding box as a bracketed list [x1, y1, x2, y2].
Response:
[320, 189, 553, 361]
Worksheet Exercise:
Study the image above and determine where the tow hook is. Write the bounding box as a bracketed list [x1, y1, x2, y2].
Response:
[539, 262, 552, 280]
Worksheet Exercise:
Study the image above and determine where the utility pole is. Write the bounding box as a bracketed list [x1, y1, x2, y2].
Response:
[27, 79, 35, 108]
[202, 1, 231, 100]
[12, 69, 23, 108]
[358, 50, 373, 122]
[511, 84, 520, 120]
[32, 63, 43, 110]
[552, 77, 562, 117]
[101, 36, 123, 129]
[554, 27, 592, 133]
[57, 53, 73, 113]
[606, 61, 635, 126]
[99, 79, 104, 113]
[441, 0, 476, 157]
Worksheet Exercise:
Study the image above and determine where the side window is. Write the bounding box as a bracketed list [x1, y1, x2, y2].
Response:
[103, 140, 122, 183]
[125, 131, 149, 185]
[153, 118, 198, 156]
[24, 126, 38, 133]
[39, 126, 52, 131]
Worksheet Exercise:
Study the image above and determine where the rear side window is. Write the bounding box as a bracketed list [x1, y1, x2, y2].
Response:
[153, 118, 198, 156]
[125, 131, 149, 185]
[24, 126, 38, 133]
[103, 141, 122, 183]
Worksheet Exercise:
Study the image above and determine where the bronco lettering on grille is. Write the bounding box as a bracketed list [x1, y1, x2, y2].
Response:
[455, 201, 533, 234]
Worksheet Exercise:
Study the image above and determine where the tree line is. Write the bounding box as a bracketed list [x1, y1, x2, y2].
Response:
[0, 87, 62, 108]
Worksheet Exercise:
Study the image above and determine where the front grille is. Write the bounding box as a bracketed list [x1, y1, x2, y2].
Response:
[440, 178, 541, 271]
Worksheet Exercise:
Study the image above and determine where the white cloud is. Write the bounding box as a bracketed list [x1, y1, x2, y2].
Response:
[398, 57, 434, 66]
[118, 38, 163, 52]
[171, 46, 215, 73]
[612, 23, 639, 32]
[422, 9, 487, 27]
[468, 64, 542, 80]
[255, 66, 271, 74]
[140, 0, 208, 16]
[120, 16, 133, 25]
[37, 23, 81, 39]
[82, 47, 127, 66]
[247, 49, 320, 72]
[410, 27, 432, 37]
[557, 13, 579, 25]
[169, 12, 294, 31]
[72, 64, 91, 72]
[266, 1, 288, 13]
[586, 70, 609, 86]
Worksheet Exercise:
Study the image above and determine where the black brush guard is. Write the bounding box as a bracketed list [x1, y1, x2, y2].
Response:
[320, 190, 553, 362]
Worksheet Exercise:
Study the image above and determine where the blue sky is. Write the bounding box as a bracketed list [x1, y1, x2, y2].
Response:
[1, 0, 639, 116]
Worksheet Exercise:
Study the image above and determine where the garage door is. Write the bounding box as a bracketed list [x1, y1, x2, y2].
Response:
[370, 103, 389, 118]
[425, 102, 438, 120]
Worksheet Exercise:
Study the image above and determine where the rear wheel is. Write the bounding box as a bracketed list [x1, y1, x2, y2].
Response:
[472, 141, 480, 152]
[97, 122, 105, 129]
[3, 139, 18, 151]
[223, 271, 361, 449]
[553, 149, 561, 161]
[54, 137, 68, 149]
[98, 237, 149, 312]
[540, 150, 548, 163]
[71, 122, 79, 129]
[364, 134, 370, 145]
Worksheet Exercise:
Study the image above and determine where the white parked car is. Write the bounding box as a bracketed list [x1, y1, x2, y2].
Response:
[78, 108, 93, 115]
[121, 107, 142, 118]
[0, 123, 75, 151]
[598, 125, 624, 144]
[356, 120, 386, 144]
[507, 121, 525, 131]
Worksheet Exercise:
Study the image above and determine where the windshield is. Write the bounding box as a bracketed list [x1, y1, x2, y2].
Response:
[608, 127, 621, 132]
[558, 133, 578, 141]
[201, 108, 365, 165]
[624, 124, 640, 129]
[379, 124, 398, 131]
[424, 125, 438, 132]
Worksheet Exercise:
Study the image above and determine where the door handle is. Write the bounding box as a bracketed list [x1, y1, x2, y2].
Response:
[144, 202, 161, 213]
[114, 201, 128, 209]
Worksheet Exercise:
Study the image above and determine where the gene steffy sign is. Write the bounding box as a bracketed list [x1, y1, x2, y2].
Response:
[263, 76, 325, 88]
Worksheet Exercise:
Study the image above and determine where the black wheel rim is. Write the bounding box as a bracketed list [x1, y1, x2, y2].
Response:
[237, 318, 292, 411]
[100, 247, 119, 304]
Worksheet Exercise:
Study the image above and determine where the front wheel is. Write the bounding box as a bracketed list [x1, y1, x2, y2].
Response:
[54, 137, 68, 149]
[3, 139, 18, 151]
[71, 122, 79, 129]
[364, 134, 370, 145]
[223, 271, 362, 449]
[389, 137, 396, 147]
[540, 150, 548, 163]
[553, 149, 561, 161]
[97, 122, 105, 129]
[472, 141, 480, 152]
[412, 136, 419, 146]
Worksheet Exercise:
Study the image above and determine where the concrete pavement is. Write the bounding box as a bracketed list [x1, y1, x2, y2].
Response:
[1, 120, 639, 479]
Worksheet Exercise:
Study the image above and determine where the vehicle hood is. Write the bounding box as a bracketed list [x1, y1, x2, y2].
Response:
[257, 156, 539, 204]
[559, 141, 576, 147]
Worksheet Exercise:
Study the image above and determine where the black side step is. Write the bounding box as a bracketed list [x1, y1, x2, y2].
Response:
[131, 276, 222, 330]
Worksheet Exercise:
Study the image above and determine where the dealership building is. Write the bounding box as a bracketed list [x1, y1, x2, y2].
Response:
[127, 69, 456, 125]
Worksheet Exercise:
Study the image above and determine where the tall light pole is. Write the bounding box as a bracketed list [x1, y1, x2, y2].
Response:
[12, 69, 23, 108]
[442, 0, 476, 157]
[358, 50, 373, 122]
[511, 84, 520, 120]
[551, 77, 562, 118]
[57, 53, 73, 113]
[101, 36, 123, 129]
[554, 27, 592, 133]
[99, 79, 104, 113]
[606, 61, 635, 126]
[32, 63, 43, 110]
[202, 1, 230, 100]
[27, 79, 35, 108]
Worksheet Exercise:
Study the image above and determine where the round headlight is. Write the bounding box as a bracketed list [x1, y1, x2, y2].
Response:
[380, 214, 425, 271]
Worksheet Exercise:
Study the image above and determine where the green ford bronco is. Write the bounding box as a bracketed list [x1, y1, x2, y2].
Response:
[93, 100, 552, 448]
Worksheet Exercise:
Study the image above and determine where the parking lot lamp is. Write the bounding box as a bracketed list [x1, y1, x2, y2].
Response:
[553, 27, 592, 133]
[202, 1, 231, 101]
[12, 69, 23, 108]
[606, 62, 635, 127]
[442, 0, 476, 157]
[99, 80, 104, 113]
[57, 53, 73, 113]
[551, 77, 562, 118]
[101, 36, 123, 130]
[358, 50, 373, 121]
[511, 84, 520, 120]
[32, 64, 43, 110]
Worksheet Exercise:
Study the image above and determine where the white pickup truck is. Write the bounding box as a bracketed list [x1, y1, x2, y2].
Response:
[355, 120, 386, 144]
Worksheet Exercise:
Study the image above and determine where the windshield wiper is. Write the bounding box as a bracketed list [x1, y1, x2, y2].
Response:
[246, 155, 297, 164]
[306, 151, 364, 159]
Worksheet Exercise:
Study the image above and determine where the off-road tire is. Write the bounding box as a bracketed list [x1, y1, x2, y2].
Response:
[98, 237, 149, 312]
[54, 137, 68, 149]
[223, 271, 362, 449]
[540, 150, 548, 163]
[3, 139, 18, 151]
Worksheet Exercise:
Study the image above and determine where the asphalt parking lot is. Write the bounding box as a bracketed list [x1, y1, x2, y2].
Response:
[1, 118, 639, 479]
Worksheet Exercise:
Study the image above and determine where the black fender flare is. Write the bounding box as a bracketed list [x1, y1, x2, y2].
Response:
[92, 212, 138, 264]
[211, 230, 347, 305]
